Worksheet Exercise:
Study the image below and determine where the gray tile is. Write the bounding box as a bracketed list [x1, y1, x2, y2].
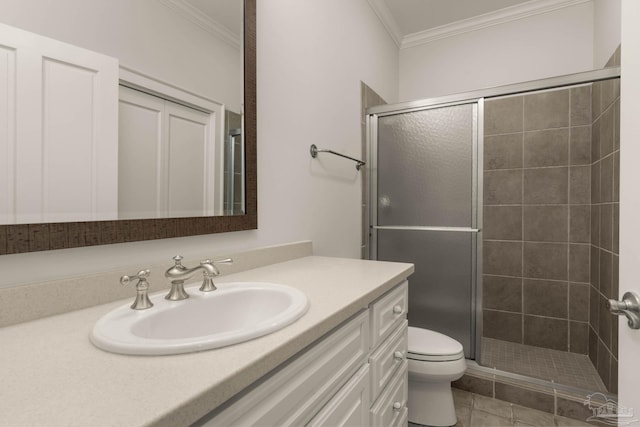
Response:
[523, 242, 568, 280]
[456, 404, 472, 427]
[592, 82, 601, 121]
[523, 205, 567, 242]
[613, 151, 620, 203]
[523, 315, 568, 351]
[600, 79, 617, 113]
[494, 382, 554, 414]
[469, 410, 512, 427]
[524, 89, 570, 131]
[569, 166, 590, 205]
[598, 293, 612, 349]
[590, 245, 600, 290]
[569, 321, 589, 354]
[569, 126, 591, 165]
[485, 170, 523, 205]
[484, 275, 522, 312]
[570, 85, 591, 126]
[591, 205, 600, 248]
[511, 404, 556, 426]
[485, 133, 523, 170]
[523, 129, 569, 167]
[610, 356, 618, 394]
[557, 397, 596, 423]
[484, 309, 523, 343]
[612, 255, 619, 300]
[569, 205, 590, 244]
[453, 375, 494, 398]
[613, 203, 619, 254]
[484, 206, 522, 241]
[591, 162, 600, 204]
[600, 204, 613, 251]
[523, 279, 568, 318]
[473, 394, 513, 418]
[484, 241, 522, 277]
[599, 250, 612, 299]
[523, 167, 568, 205]
[614, 99, 620, 150]
[554, 415, 593, 427]
[596, 339, 611, 387]
[591, 119, 600, 163]
[569, 283, 589, 321]
[486, 96, 524, 135]
[589, 286, 600, 331]
[453, 388, 474, 407]
[588, 325, 598, 366]
[600, 107, 615, 158]
[601, 155, 614, 203]
[569, 244, 590, 283]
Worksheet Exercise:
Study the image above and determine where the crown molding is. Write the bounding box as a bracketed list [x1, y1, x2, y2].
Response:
[159, 0, 241, 50]
[366, 0, 403, 48]
[399, 0, 592, 49]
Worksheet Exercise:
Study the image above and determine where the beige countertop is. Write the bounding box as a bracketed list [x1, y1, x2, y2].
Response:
[0, 256, 413, 427]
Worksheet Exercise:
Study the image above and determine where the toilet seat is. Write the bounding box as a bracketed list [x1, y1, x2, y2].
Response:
[407, 326, 464, 362]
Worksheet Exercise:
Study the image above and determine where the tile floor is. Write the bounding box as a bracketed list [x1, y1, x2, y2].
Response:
[410, 389, 595, 427]
[480, 338, 607, 392]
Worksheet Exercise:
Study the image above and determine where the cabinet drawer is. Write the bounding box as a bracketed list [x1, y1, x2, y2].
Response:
[370, 281, 408, 349]
[307, 364, 370, 427]
[370, 360, 408, 427]
[369, 320, 408, 403]
[205, 310, 369, 426]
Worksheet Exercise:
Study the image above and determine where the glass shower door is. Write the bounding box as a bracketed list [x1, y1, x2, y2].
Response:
[370, 102, 479, 358]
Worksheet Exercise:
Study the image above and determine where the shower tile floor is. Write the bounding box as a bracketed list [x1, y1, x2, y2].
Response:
[480, 338, 607, 393]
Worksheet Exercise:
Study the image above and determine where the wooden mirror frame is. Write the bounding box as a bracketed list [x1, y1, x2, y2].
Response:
[0, 0, 257, 255]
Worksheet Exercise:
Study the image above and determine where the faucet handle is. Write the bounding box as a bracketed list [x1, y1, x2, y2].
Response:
[198, 258, 233, 292]
[120, 269, 153, 310]
[172, 255, 184, 266]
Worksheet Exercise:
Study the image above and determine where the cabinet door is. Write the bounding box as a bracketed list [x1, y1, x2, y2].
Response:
[307, 364, 371, 427]
[0, 22, 118, 223]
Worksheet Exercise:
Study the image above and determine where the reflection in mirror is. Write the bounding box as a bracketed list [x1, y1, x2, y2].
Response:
[0, 0, 257, 255]
[0, 0, 245, 224]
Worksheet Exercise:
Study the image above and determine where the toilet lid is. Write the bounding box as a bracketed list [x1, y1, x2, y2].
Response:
[407, 327, 464, 362]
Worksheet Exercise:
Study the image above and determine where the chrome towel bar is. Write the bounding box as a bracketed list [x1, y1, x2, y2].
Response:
[310, 144, 366, 170]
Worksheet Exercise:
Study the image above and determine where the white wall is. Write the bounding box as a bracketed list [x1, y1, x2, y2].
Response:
[0, 0, 242, 111]
[0, 0, 399, 287]
[593, 0, 621, 67]
[399, 1, 594, 100]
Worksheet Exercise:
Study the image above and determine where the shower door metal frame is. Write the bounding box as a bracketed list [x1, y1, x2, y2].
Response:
[367, 99, 484, 360]
[365, 66, 621, 363]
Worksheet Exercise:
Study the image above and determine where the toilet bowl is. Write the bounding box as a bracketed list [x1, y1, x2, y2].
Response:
[407, 326, 467, 427]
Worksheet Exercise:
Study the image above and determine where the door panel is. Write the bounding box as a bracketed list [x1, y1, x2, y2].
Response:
[377, 105, 474, 228]
[377, 229, 474, 358]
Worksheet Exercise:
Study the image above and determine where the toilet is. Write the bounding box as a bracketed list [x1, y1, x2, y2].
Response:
[407, 326, 467, 427]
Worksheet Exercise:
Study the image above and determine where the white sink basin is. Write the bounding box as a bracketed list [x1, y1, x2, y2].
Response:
[90, 282, 309, 355]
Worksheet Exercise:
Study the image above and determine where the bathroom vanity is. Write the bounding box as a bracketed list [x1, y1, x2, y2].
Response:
[0, 252, 413, 426]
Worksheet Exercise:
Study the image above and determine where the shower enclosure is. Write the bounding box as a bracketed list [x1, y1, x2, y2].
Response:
[367, 66, 620, 399]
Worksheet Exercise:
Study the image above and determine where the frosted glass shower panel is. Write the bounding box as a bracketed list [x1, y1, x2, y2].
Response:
[377, 105, 474, 227]
[377, 229, 474, 358]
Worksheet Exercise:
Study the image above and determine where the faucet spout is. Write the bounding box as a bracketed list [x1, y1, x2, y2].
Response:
[164, 256, 233, 300]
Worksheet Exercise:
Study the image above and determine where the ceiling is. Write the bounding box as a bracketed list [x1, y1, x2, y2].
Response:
[383, 0, 534, 36]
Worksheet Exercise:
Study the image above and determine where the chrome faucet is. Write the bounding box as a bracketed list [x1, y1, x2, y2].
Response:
[121, 269, 154, 310]
[164, 255, 233, 301]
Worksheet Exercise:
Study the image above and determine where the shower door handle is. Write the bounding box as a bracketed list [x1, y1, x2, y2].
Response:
[607, 291, 640, 329]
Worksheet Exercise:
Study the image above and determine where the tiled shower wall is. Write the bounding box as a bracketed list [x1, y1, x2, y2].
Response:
[482, 48, 620, 393]
[588, 47, 621, 393]
[483, 86, 592, 355]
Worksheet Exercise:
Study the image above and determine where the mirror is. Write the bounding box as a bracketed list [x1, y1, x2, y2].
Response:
[0, 0, 256, 254]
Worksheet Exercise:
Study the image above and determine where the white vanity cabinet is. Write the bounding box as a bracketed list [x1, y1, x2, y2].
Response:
[197, 280, 409, 427]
